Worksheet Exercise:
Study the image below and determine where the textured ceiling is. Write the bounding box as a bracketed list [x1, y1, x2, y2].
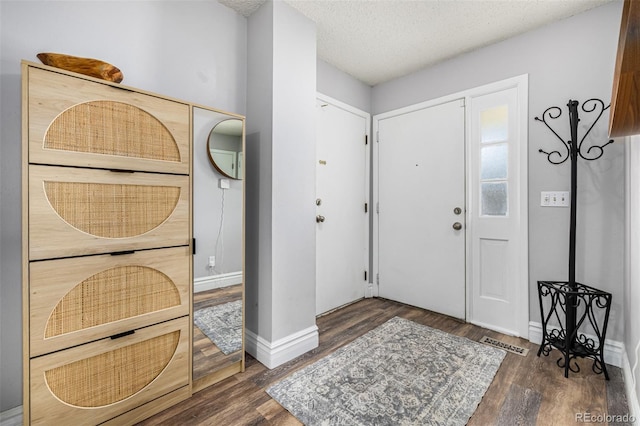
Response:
[220, 0, 614, 86]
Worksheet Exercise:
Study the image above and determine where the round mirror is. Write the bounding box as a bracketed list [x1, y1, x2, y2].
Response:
[207, 118, 243, 180]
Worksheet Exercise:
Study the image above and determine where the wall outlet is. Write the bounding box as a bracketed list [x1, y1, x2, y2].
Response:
[541, 191, 570, 207]
[208, 256, 216, 267]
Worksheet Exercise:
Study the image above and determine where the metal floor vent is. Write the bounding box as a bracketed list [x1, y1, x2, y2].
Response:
[479, 336, 529, 357]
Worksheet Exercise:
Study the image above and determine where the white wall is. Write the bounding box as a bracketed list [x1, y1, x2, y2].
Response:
[246, 0, 317, 365]
[0, 0, 247, 411]
[372, 1, 626, 343]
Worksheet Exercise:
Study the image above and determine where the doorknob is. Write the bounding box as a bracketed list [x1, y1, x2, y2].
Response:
[316, 215, 325, 223]
[452, 222, 462, 230]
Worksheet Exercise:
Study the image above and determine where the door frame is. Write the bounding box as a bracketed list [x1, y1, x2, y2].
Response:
[372, 75, 529, 337]
[316, 92, 372, 309]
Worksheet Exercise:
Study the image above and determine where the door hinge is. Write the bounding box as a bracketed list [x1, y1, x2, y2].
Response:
[376, 273, 380, 285]
[365, 203, 368, 213]
[376, 202, 380, 214]
[376, 131, 380, 143]
[364, 271, 367, 281]
[365, 134, 368, 145]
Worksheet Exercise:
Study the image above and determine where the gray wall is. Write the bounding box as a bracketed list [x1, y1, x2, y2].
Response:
[270, 1, 317, 342]
[372, 1, 626, 342]
[626, 136, 640, 414]
[246, 0, 275, 343]
[246, 0, 317, 345]
[0, 0, 246, 411]
[193, 108, 244, 279]
[317, 59, 372, 113]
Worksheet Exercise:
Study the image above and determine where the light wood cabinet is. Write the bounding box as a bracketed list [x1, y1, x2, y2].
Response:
[27, 67, 190, 174]
[22, 61, 193, 425]
[28, 165, 190, 260]
[29, 246, 191, 356]
[29, 317, 190, 425]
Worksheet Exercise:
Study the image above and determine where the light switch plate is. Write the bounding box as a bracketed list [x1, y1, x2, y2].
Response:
[541, 191, 570, 207]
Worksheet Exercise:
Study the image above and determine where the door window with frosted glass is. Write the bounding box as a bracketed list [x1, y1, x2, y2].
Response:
[480, 105, 509, 216]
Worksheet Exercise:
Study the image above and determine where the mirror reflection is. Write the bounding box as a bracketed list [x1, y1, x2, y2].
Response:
[207, 119, 243, 180]
[192, 107, 244, 388]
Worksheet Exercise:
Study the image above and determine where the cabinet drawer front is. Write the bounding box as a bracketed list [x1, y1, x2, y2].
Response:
[30, 317, 190, 425]
[28, 67, 190, 174]
[29, 165, 189, 260]
[29, 246, 190, 357]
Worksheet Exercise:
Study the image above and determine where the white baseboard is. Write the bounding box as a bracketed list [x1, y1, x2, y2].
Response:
[528, 322, 624, 368]
[622, 348, 640, 422]
[194, 271, 242, 293]
[0, 406, 22, 426]
[365, 282, 374, 298]
[245, 325, 319, 369]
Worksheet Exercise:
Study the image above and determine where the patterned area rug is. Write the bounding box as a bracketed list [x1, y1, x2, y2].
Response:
[194, 300, 242, 355]
[267, 316, 505, 425]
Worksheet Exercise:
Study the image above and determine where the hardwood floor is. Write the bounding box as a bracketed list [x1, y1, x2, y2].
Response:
[140, 297, 630, 425]
[193, 285, 243, 381]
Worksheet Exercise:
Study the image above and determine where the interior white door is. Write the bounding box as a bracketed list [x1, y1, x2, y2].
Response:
[377, 99, 466, 319]
[210, 148, 237, 178]
[316, 96, 369, 315]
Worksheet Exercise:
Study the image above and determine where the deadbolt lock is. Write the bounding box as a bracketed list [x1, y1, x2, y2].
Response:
[453, 207, 462, 215]
[316, 198, 322, 206]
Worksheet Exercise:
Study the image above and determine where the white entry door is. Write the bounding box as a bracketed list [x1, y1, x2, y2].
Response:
[376, 99, 466, 319]
[316, 95, 369, 315]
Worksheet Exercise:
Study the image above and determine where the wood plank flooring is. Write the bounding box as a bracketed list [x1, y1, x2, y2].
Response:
[192, 286, 243, 382]
[140, 298, 630, 425]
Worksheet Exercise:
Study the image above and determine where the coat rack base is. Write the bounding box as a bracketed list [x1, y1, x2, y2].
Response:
[537, 280, 612, 380]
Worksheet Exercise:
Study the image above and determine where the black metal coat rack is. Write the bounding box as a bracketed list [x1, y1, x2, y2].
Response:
[535, 99, 613, 379]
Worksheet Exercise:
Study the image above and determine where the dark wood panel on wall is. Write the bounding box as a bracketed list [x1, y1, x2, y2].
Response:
[609, 0, 640, 138]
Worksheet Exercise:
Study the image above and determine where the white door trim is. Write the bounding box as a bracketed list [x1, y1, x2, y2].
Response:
[316, 92, 372, 301]
[373, 75, 529, 337]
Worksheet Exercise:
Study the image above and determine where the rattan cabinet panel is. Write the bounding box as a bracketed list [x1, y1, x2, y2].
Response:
[29, 165, 189, 260]
[28, 67, 190, 174]
[29, 246, 190, 357]
[29, 317, 190, 425]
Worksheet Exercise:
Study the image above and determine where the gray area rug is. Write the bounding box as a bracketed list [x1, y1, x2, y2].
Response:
[194, 300, 242, 355]
[267, 316, 506, 426]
